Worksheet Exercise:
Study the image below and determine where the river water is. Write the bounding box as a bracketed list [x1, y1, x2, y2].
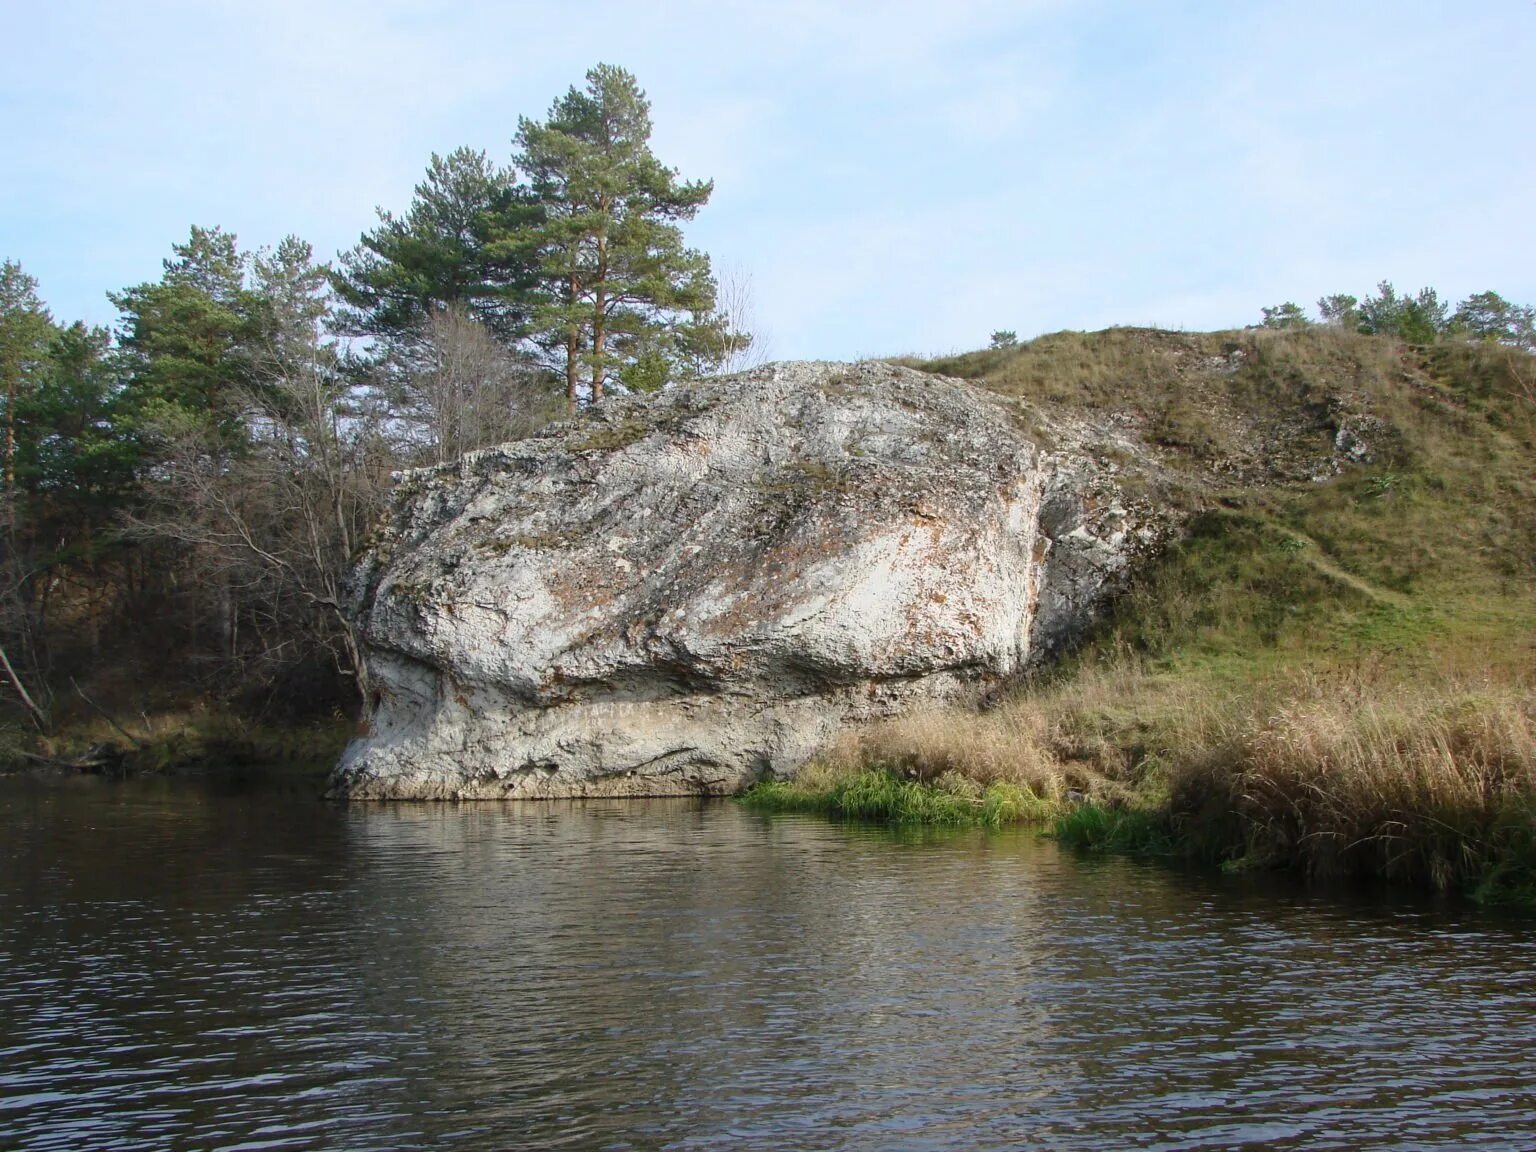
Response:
[2, 771, 1534, 1151]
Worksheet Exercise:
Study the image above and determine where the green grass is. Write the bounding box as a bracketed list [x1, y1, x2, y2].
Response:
[1051, 803, 1178, 856]
[741, 769, 1059, 829]
[1471, 805, 1536, 906]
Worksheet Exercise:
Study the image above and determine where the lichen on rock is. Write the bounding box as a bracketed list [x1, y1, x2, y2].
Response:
[330, 360, 1160, 799]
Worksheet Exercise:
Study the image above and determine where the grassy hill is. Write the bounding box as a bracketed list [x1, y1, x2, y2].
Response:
[749, 325, 1536, 902]
[946, 326, 1536, 667]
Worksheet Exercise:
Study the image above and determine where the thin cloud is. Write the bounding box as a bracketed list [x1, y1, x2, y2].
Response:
[1, 0, 1532, 353]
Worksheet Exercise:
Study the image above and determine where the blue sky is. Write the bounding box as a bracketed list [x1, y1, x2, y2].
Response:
[3, 1, 1533, 360]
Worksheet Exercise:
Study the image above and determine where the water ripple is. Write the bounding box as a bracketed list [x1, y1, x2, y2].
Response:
[2, 776, 1534, 1150]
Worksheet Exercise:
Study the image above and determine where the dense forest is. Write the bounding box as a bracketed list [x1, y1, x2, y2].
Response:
[0, 65, 752, 754]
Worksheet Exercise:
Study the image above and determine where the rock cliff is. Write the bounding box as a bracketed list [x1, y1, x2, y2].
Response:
[330, 361, 1163, 799]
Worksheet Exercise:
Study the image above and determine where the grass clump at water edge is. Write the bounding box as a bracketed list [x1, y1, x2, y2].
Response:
[1, 709, 352, 778]
[1052, 803, 1180, 857]
[741, 706, 1074, 828]
[742, 765, 1060, 830]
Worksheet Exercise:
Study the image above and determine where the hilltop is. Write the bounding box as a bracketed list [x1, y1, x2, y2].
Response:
[901, 324, 1536, 673]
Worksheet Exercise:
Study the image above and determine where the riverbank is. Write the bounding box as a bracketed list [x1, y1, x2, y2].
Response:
[0, 710, 351, 778]
[742, 661, 1536, 906]
[750, 328, 1526, 907]
[8, 324, 1530, 906]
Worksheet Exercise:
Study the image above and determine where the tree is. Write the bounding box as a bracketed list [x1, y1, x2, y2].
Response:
[989, 330, 1018, 349]
[1453, 291, 1513, 341]
[110, 226, 257, 448]
[0, 261, 58, 729]
[514, 64, 727, 407]
[130, 236, 386, 700]
[1317, 294, 1359, 328]
[111, 230, 393, 699]
[1452, 291, 1536, 351]
[400, 303, 562, 464]
[1400, 287, 1449, 345]
[108, 227, 269, 669]
[331, 148, 541, 346]
[20, 322, 138, 507]
[1357, 282, 1405, 336]
[1260, 303, 1310, 330]
[1358, 282, 1447, 344]
[673, 262, 759, 378]
[0, 262, 55, 496]
[17, 322, 142, 672]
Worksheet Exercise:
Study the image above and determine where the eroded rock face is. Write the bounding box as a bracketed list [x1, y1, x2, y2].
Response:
[331, 361, 1157, 799]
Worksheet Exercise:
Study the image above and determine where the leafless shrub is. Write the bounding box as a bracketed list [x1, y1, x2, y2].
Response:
[399, 304, 562, 464]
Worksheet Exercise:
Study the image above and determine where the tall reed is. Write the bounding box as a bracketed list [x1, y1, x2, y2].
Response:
[747, 663, 1536, 900]
[1190, 677, 1536, 892]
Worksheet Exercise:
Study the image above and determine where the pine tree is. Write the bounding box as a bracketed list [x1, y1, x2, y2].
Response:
[1452, 291, 1536, 351]
[1259, 302, 1310, 329]
[0, 262, 56, 495]
[1357, 282, 1448, 344]
[110, 226, 257, 448]
[513, 64, 728, 407]
[1317, 294, 1360, 328]
[331, 148, 540, 345]
[0, 263, 65, 729]
[19, 321, 138, 509]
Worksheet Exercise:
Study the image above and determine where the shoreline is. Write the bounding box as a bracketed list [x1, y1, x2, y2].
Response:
[0, 713, 352, 780]
[8, 660, 1532, 910]
[742, 770, 1536, 908]
[738, 661, 1536, 908]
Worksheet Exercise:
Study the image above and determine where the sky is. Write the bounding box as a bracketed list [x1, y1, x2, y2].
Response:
[3, 0, 1534, 361]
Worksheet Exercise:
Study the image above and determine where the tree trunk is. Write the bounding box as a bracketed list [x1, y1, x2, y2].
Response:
[3, 374, 14, 492]
[217, 573, 236, 663]
[0, 638, 49, 732]
[3, 374, 15, 571]
[338, 615, 370, 704]
[565, 272, 581, 413]
[591, 229, 608, 402]
[565, 326, 581, 413]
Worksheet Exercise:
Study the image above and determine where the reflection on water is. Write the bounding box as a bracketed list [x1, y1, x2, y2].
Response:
[2, 772, 1534, 1150]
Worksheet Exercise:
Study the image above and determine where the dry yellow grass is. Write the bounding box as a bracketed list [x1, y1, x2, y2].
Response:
[1209, 675, 1536, 887]
[817, 704, 1064, 791]
[782, 662, 1536, 896]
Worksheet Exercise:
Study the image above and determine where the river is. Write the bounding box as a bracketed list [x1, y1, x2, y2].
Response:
[2, 770, 1534, 1150]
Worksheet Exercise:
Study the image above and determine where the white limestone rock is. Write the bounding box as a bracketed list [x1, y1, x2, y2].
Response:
[331, 361, 1159, 799]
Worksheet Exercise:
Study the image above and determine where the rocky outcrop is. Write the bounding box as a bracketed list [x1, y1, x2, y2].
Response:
[330, 361, 1164, 799]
